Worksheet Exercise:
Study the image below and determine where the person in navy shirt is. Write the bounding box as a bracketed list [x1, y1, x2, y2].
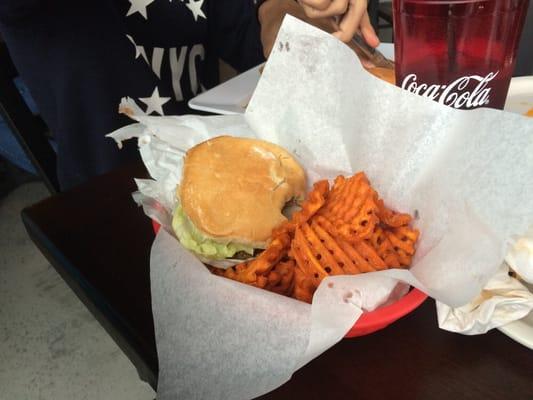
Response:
[0, 0, 378, 189]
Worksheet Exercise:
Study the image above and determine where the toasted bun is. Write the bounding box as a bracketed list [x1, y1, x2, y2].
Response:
[367, 67, 396, 85]
[179, 136, 306, 247]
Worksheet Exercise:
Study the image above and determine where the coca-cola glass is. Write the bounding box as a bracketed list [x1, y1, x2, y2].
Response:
[393, 0, 530, 110]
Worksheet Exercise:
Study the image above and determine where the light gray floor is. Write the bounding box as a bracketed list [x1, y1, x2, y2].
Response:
[0, 182, 155, 400]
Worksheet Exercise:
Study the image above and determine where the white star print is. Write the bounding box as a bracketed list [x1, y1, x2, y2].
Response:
[186, 0, 206, 21]
[139, 87, 171, 115]
[125, 35, 149, 65]
[126, 0, 155, 19]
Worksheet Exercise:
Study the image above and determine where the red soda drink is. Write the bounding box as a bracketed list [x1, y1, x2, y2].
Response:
[393, 0, 530, 110]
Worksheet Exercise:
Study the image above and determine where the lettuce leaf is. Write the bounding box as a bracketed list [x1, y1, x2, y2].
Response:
[171, 205, 255, 260]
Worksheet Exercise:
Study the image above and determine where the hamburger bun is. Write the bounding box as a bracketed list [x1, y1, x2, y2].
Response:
[179, 136, 306, 248]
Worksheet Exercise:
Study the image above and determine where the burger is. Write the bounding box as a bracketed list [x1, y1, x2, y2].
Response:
[172, 136, 306, 262]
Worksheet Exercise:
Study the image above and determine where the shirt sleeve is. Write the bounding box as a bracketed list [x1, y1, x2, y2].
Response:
[207, 0, 266, 72]
[0, 1, 152, 189]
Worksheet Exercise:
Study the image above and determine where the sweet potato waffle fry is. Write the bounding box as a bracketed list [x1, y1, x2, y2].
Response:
[213, 173, 419, 303]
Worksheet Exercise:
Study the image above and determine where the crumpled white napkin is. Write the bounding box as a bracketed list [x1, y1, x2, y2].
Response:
[505, 226, 533, 283]
[437, 227, 533, 334]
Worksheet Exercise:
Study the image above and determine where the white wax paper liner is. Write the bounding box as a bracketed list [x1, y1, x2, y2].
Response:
[108, 15, 533, 399]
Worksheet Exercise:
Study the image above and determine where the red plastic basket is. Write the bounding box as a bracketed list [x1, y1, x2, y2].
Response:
[152, 220, 427, 337]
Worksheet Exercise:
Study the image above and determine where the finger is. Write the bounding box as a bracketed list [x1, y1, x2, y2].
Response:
[301, 0, 349, 18]
[262, 40, 274, 59]
[298, 7, 339, 34]
[298, 0, 332, 11]
[332, 0, 367, 43]
[300, 3, 322, 19]
[360, 12, 380, 48]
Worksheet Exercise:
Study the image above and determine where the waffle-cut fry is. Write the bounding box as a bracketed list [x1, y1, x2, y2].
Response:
[343, 183, 372, 221]
[273, 180, 329, 237]
[328, 174, 362, 218]
[368, 226, 400, 267]
[377, 199, 413, 228]
[382, 249, 401, 268]
[256, 274, 268, 288]
[217, 231, 292, 286]
[292, 180, 329, 226]
[369, 223, 419, 267]
[321, 175, 347, 211]
[336, 238, 376, 273]
[301, 222, 344, 275]
[313, 215, 340, 238]
[368, 225, 385, 248]
[392, 226, 420, 244]
[242, 232, 291, 281]
[354, 240, 389, 270]
[316, 179, 346, 221]
[293, 266, 316, 303]
[338, 174, 372, 221]
[336, 193, 380, 241]
[210, 171, 419, 304]
[320, 173, 365, 221]
[312, 215, 378, 273]
[292, 228, 328, 284]
[385, 229, 417, 255]
[395, 248, 412, 267]
[310, 221, 360, 275]
[264, 260, 296, 295]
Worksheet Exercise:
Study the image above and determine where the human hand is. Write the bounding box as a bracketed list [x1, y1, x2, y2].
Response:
[259, 0, 380, 59]
[297, 0, 379, 47]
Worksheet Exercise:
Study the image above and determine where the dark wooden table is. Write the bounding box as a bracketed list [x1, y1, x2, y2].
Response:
[22, 161, 533, 400]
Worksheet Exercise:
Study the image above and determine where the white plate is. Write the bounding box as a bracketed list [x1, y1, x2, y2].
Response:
[189, 64, 263, 115]
[504, 76, 533, 115]
[499, 76, 533, 349]
[189, 43, 395, 115]
[498, 302, 533, 349]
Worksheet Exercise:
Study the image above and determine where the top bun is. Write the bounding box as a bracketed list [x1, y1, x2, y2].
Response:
[179, 136, 306, 248]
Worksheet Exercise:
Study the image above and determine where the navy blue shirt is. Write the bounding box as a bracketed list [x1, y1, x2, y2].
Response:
[0, 0, 264, 189]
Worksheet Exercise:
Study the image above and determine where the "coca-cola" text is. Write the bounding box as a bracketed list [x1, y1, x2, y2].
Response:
[400, 71, 499, 109]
